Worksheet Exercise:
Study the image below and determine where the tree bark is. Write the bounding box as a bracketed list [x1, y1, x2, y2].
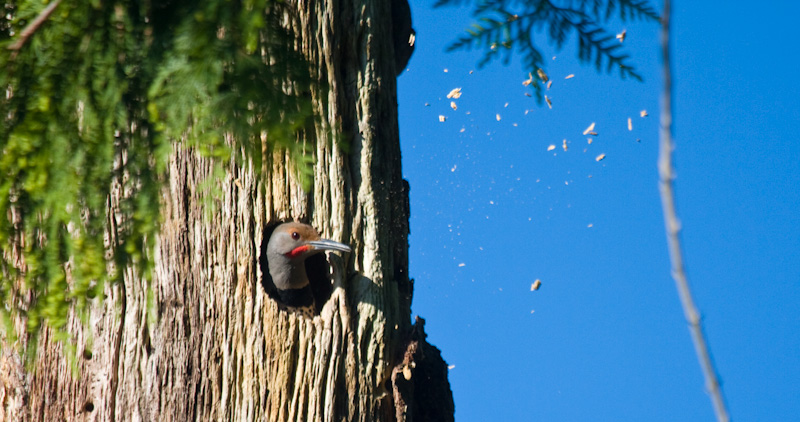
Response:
[0, 0, 453, 421]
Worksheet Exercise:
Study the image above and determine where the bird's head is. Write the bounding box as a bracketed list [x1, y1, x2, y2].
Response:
[266, 222, 351, 290]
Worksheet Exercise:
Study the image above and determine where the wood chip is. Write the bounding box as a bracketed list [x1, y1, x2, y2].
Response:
[438, 115, 446, 122]
[587, 138, 593, 144]
[582, 122, 596, 135]
[524, 92, 532, 97]
[595, 153, 606, 162]
[547, 144, 556, 151]
[546, 80, 552, 90]
[562, 139, 568, 151]
[450, 101, 457, 110]
[496, 114, 501, 121]
[402, 365, 412, 380]
[640, 109, 648, 117]
[531, 279, 541, 291]
[446, 88, 462, 99]
[628, 117, 633, 131]
[616, 29, 626, 43]
[565, 74, 575, 79]
[537, 68, 549, 82]
[545, 95, 552, 109]
[522, 73, 534, 86]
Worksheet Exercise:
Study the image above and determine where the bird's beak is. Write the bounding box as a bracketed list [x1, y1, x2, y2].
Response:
[308, 239, 352, 253]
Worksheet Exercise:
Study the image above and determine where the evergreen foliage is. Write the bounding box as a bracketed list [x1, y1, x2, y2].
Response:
[436, 0, 659, 100]
[0, 0, 316, 361]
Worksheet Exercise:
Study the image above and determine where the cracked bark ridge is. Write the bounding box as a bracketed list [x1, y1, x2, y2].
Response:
[391, 317, 455, 422]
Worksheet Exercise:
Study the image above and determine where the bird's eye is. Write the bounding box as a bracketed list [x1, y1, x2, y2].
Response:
[291, 231, 300, 240]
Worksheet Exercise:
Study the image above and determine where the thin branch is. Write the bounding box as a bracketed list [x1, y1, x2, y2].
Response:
[7, 0, 62, 58]
[658, 2, 730, 422]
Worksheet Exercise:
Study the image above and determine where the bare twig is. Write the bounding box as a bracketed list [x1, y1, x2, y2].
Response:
[7, 0, 62, 58]
[658, 2, 730, 422]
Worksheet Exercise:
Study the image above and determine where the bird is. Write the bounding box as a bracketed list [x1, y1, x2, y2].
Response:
[266, 222, 351, 317]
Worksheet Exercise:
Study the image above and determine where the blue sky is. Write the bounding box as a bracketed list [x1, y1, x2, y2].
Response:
[398, 1, 800, 421]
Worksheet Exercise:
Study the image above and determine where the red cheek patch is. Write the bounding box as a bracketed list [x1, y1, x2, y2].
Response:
[286, 245, 311, 259]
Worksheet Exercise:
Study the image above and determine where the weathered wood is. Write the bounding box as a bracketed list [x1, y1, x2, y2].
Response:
[0, 0, 451, 421]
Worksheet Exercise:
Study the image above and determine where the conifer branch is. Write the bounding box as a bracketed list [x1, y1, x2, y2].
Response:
[0, 0, 319, 361]
[7, 0, 62, 58]
[439, 0, 658, 101]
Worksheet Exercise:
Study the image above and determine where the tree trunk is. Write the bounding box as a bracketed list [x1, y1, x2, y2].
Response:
[0, 1, 454, 421]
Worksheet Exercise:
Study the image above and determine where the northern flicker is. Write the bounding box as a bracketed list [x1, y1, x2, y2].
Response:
[266, 222, 351, 317]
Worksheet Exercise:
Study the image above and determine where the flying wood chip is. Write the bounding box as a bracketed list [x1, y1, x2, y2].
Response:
[582, 122, 596, 135]
[522, 73, 534, 86]
[496, 114, 501, 121]
[595, 153, 606, 162]
[640, 110, 648, 117]
[536, 68, 549, 82]
[546, 80, 553, 90]
[565, 74, 575, 79]
[438, 115, 446, 122]
[545, 96, 552, 109]
[547, 144, 556, 151]
[562, 139, 568, 151]
[628, 117, 633, 131]
[447, 88, 462, 99]
[450, 101, 457, 110]
[616, 29, 627, 43]
[531, 279, 541, 291]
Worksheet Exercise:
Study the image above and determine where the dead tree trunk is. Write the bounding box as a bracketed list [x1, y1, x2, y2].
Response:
[0, 0, 453, 421]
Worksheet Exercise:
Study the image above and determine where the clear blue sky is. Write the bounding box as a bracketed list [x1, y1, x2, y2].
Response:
[398, 1, 800, 421]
